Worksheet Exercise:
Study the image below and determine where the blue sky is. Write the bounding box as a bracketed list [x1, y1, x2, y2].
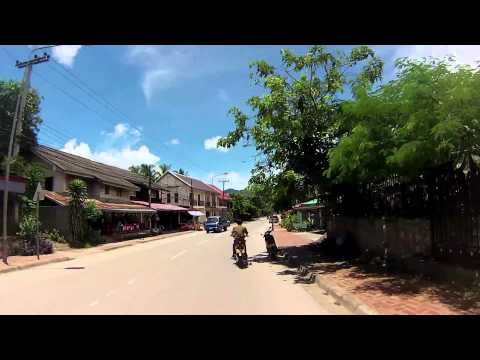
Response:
[1, 45, 479, 189]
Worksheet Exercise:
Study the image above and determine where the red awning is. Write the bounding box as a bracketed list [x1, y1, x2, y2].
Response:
[131, 201, 188, 212]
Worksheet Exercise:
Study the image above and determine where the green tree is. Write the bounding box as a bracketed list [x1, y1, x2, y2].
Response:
[12, 161, 46, 217]
[177, 168, 188, 176]
[326, 56, 480, 184]
[129, 163, 161, 208]
[0, 79, 43, 165]
[67, 179, 88, 246]
[158, 163, 171, 176]
[219, 45, 384, 194]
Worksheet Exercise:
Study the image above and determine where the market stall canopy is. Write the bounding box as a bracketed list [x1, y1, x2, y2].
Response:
[43, 191, 156, 213]
[293, 198, 324, 210]
[131, 201, 188, 212]
[188, 211, 205, 217]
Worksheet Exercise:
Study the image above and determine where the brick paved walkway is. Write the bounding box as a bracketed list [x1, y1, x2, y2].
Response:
[274, 227, 317, 248]
[274, 226, 480, 315]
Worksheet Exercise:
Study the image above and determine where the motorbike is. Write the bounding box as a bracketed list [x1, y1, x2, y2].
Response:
[263, 228, 278, 260]
[233, 236, 248, 269]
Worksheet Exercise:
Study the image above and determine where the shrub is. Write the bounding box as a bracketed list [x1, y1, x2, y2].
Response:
[281, 213, 296, 231]
[16, 215, 54, 255]
[17, 215, 40, 238]
[45, 228, 66, 243]
[83, 200, 102, 222]
[21, 238, 54, 256]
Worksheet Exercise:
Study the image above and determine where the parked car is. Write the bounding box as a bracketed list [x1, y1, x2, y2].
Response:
[204, 216, 229, 233]
[270, 215, 279, 223]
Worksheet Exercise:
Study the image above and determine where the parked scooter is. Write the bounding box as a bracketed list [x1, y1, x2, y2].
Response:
[263, 227, 278, 260]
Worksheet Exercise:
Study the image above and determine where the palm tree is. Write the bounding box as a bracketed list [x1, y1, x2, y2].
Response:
[128, 165, 141, 174]
[158, 163, 171, 176]
[67, 179, 88, 246]
[129, 164, 162, 210]
[177, 168, 188, 176]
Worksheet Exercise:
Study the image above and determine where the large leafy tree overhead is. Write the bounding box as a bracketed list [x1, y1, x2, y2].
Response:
[0, 79, 43, 166]
[218, 45, 384, 192]
[326, 57, 480, 184]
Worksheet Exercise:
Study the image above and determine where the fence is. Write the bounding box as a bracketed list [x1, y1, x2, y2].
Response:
[328, 163, 480, 267]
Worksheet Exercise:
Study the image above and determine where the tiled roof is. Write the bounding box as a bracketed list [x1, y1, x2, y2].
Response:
[34, 145, 165, 191]
[43, 191, 155, 212]
[168, 171, 216, 192]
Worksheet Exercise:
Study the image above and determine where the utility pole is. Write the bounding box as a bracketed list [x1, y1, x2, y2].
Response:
[2, 52, 50, 264]
[218, 178, 229, 217]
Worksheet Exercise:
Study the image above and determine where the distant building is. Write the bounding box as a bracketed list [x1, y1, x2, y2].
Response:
[206, 184, 232, 217]
[158, 171, 230, 221]
[30, 145, 189, 241]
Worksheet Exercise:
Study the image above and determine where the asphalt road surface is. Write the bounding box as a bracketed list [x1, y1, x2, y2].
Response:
[0, 218, 350, 314]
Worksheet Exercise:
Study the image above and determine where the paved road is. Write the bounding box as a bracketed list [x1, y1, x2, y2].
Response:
[0, 218, 349, 314]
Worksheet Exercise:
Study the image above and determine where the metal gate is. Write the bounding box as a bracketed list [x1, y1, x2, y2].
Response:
[428, 166, 480, 267]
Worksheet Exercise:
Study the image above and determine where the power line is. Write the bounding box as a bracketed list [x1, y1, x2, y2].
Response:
[50, 59, 132, 120]
[48, 59, 211, 174]
[5, 46, 211, 175]
[41, 123, 75, 142]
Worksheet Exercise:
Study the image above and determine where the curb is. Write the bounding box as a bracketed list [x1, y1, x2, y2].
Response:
[0, 256, 74, 275]
[0, 231, 197, 275]
[314, 274, 378, 315]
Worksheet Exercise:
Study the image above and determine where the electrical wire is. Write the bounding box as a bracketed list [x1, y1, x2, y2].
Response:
[3, 46, 213, 175]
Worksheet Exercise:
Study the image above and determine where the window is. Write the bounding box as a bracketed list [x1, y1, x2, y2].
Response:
[105, 185, 110, 195]
[174, 193, 178, 203]
[116, 188, 122, 197]
[44, 177, 53, 191]
[197, 194, 201, 205]
[167, 193, 171, 203]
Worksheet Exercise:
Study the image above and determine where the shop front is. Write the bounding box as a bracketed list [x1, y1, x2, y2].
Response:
[131, 201, 191, 231]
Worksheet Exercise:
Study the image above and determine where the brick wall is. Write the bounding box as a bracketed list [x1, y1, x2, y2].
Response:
[328, 216, 431, 259]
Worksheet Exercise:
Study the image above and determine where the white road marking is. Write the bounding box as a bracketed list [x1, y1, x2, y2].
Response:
[127, 278, 136, 285]
[89, 300, 99, 307]
[170, 250, 187, 260]
[197, 239, 208, 246]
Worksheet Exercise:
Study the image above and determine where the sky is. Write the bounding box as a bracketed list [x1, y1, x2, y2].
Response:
[1, 45, 479, 189]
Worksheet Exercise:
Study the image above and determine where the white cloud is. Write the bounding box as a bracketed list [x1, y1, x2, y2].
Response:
[126, 46, 192, 103]
[61, 123, 160, 169]
[217, 89, 230, 102]
[126, 45, 246, 103]
[110, 123, 128, 138]
[167, 138, 180, 145]
[204, 136, 229, 152]
[51, 45, 83, 67]
[204, 171, 250, 190]
[391, 45, 480, 68]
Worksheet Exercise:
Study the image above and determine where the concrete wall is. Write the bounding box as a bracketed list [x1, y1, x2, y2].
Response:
[53, 170, 67, 192]
[328, 216, 431, 259]
[39, 206, 72, 241]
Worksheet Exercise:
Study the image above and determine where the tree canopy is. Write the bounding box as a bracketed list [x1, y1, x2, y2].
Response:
[326, 57, 480, 184]
[0, 79, 43, 168]
[219, 45, 384, 192]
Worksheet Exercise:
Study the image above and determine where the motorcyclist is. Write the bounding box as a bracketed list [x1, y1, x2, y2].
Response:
[231, 219, 248, 259]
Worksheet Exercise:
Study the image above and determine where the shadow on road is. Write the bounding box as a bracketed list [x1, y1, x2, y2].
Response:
[251, 242, 480, 314]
